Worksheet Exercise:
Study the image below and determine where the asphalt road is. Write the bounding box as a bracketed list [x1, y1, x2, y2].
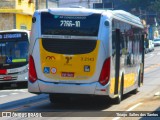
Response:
[0, 47, 160, 120]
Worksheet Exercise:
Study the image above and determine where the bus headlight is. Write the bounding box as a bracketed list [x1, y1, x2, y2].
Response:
[19, 67, 28, 74]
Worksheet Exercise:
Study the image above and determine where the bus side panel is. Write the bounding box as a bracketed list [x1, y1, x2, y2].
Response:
[29, 12, 41, 55]
[110, 19, 143, 97]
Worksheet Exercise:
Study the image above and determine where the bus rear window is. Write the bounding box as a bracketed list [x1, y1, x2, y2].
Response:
[42, 38, 97, 54]
[41, 12, 101, 36]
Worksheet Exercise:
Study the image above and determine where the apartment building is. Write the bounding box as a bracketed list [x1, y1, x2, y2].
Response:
[0, 0, 35, 30]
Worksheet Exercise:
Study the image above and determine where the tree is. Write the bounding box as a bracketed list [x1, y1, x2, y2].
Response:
[148, 0, 160, 14]
[148, 0, 160, 23]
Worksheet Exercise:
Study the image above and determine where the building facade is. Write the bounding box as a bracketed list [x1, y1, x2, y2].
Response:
[59, 0, 101, 8]
[0, 0, 35, 31]
[38, 0, 58, 9]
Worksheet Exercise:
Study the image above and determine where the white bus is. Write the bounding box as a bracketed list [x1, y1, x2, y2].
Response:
[0, 29, 30, 88]
[29, 8, 144, 104]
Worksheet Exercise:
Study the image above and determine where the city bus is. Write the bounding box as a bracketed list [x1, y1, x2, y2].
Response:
[29, 8, 144, 104]
[0, 29, 30, 88]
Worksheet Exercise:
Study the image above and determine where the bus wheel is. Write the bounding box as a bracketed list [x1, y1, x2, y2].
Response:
[131, 87, 138, 94]
[114, 79, 123, 104]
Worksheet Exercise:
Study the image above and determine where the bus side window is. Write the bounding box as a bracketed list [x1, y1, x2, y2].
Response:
[112, 30, 116, 57]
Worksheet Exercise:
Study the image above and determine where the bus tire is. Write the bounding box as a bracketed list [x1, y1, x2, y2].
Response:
[131, 87, 138, 94]
[114, 77, 123, 104]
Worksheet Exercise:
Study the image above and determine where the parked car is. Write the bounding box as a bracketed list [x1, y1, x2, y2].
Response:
[148, 40, 154, 51]
[144, 40, 149, 54]
[154, 38, 160, 46]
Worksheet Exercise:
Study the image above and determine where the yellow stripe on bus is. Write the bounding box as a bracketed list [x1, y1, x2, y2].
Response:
[110, 73, 136, 94]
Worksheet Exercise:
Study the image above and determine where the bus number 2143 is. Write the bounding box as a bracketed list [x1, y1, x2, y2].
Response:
[81, 57, 94, 61]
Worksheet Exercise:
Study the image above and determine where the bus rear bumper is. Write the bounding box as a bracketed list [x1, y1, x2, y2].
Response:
[28, 79, 110, 96]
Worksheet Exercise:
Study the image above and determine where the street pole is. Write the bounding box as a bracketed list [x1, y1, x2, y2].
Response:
[57, 0, 59, 7]
[36, 0, 38, 10]
[46, 0, 48, 8]
[46, 0, 59, 8]
[88, 0, 90, 8]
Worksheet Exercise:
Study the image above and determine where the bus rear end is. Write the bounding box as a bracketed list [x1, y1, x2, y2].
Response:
[29, 8, 110, 99]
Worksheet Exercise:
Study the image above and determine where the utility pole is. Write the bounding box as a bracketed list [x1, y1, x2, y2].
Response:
[57, 0, 59, 7]
[46, 0, 48, 8]
[35, 0, 38, 10]
[46, 0, 59, 8]
[88, 0, 90, 8]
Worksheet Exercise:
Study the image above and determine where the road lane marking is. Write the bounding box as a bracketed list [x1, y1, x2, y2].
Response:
[19, 90, 28, 92]
[0, 95, 8, 98]
[14, 89, 28, 92]
[11, 93, 19, 95]
[0, 89, 27, 99]
[154, 92, 160, 96]
[144, 63, 160, 72]
[112, 103, 143, 120]
[113, 117, 120, 120]
[0, 89, 27, 92]
[126, 103, 142, 111]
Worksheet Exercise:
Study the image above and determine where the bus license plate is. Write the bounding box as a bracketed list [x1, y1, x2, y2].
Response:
[3, 76, 12, 80]
[61, 72, 74, 77]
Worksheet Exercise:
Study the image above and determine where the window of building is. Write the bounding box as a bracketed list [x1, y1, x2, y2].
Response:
[28, 0, 33, 7]
[18, 0, 22, 5]
[20, 25, 27, 30]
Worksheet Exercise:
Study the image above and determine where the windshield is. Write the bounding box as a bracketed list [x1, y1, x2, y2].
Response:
[41, 12, 101, 36]
[0, 32, 29, 68]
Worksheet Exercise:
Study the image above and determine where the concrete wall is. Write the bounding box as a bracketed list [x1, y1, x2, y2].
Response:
[15, 0, 34, 30]
[0, 13, 15, 30]
[16, 14, 32, 30]
[16, 0, 35, 15]
[0, 0, 15, 9]
[38, 0, 58, 9]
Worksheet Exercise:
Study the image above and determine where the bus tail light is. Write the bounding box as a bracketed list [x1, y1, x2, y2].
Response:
[0, 69, 7, 74]
[99, 57, 110, 86]
[29, 55, 37, 83]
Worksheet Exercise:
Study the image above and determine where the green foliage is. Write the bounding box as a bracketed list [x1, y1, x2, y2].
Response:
[149, 0, 160, 13]
[120, 0, 160, 15]
[121, 0, 154, 9]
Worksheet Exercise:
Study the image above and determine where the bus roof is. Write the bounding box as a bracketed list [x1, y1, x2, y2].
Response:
[38, 7, 104, 16]
[110, 10, 143, 28]
[36, 8, 143, 28]
[0, 29, 30, 33]
[0, 29, 30, 41]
